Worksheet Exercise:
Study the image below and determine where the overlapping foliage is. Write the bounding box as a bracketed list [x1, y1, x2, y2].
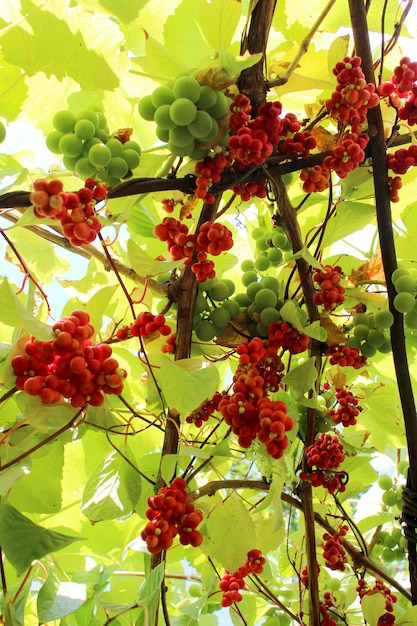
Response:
[1, 1, 417, 625]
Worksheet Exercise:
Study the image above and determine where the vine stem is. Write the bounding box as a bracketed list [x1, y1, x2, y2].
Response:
[149, 195, 223, 624]
[348, 0, 417, 602]
[266, 0, 338, 89]
[270, 172, 322, 626]
[189, 478, 412, 601]
[0, 409, 83, 473]
[0, 210, 168, 297]
[97, 232, 136, 321]
[1, 229, 51, 312]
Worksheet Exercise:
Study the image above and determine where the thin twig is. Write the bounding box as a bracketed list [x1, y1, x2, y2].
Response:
[266, 0, 338, 89]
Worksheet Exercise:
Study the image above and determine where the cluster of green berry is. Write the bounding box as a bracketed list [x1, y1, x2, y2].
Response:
[193, 278, 238, 341]
[346, 310, 393, 358]
[250, 226, 291, 271]
[392, 268, 417, 328]
[46, 108, 141, 184]
[138, 73, 230, 159]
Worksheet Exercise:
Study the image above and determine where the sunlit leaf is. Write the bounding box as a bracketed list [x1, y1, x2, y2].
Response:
[81, 449, 141, 522]
[361, 593, 387, 626]
[281, 357, 318, 399]
[9, 442, 64, 514]
[197, 0, 241, 52]
[158, 356, 220, 415]
[37, 573, 87, 622]
[128, 238, 186, 277]
[0, 154, 28, 192]
[205, 493, 257, 572]
[0, 503, 81, 574]
[0, 7, 119, 89]
[0, 279, 53, 340]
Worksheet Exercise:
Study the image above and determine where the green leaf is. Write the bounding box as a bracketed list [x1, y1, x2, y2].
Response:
[279, 299, 305, 330]
[205, 493, 257, 572]
[0, 279, 53, 340]
[0, 52, 28, 121]
[0, 461, 30, 496]
[3, 594, 24, 626]
[9, 442, 64, 514]
[132, 31, 189, 81]
[321, 202, 376, 248]
[158, 356, 220, 415]
[85, 285, 119, 340]
[0, 154, 28, 192]
[303, 320, 327, 341]
[5, 227, 71, 284]
[0, 503, 81, 575]
[219, 46, 264, 77]
[398, 605, 417, 624]
[327, 34, 350, 76]
[37, 573, 87, 622]
[361, 592, 387, 626]
[291, 246, 323, 269]
[81, 450, 141, 522]
[127, 202, 158, 238]
[281, 357, 318, 399]
[0, 7, 119, 90]
[136, 563, 165, 626]
[127, 239, 186, 277]
[197, 0, 241, 51]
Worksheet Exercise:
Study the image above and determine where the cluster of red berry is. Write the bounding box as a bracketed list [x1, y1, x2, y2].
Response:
[326, 56, 379, 132]
[300, 563, 321, 588]
[323, 132, 369, 179]
[378, 57, 417, 99]
[228, 94, 316, 169]
[322, 525, 348, 571]
[398, 86, 417, 125]
[377, 57, 417, 201]
[219, 549, 266, 607]
[326, 344, 367, 368]
[154, 216, 196, 263]
[305, 432, 345, 470]
[11, 310, 126, 408]
[388, 175, 403, 202]
[387, 144, 417, 175]
[313, 264, 345, 311]
[116, 312, 171, 344]
[319, 592, 338, 626]
[185, 391, 223, 427]
[194, 154, 232, 204]
[277, 129, 316, 159]
[161, 332, 177, 354]
[329, 387, 360, 427]
[357, 579, 397, 625]
[232, 179, 267, 202]
[141, 477, 203, 554]
[299, 164, 330, 193]
[154, 217, 233, 283]
[218, 336, 292, 458]
[300, 469, 347, 495]
[267, 321, 310, 354]
[30, 178, 106, 246]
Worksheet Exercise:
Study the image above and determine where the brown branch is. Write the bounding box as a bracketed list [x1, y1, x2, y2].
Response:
[190, 478, 412, 602]
[348, 0, 417, 603]
[271, 173, 322, 626]
[238, 0, 277, 113]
